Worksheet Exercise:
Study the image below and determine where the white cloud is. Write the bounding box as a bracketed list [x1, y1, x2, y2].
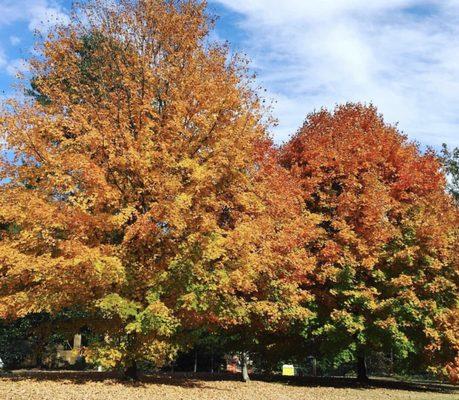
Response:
[27, 1, 69, 34]
[9, 35, 21, 46]
[6, 58, 29, 77]
[211, 0, 459, 147]
[0, 1, 69, 82]
[0, 48, 6, 69]
[0, 0, 69, 33]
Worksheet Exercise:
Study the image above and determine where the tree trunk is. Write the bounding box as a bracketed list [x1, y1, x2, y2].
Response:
[356, 355, 369, 382]
[36, 348, 45, 369]
[124, 359, 138, 381]
[210, 345, 214, 374]
[312, 357, 317, 377]
[241, 352, 250, 382]
[390, 348, 394, 376]
[194, 349, 198, 373]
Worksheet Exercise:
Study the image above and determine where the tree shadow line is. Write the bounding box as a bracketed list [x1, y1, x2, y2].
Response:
[1, 370, 457, 394]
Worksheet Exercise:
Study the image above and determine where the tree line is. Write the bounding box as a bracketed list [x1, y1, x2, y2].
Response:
[0, 0, 457, 382]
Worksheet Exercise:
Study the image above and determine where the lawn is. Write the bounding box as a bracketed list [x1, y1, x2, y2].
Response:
[0, 371, 458, 400]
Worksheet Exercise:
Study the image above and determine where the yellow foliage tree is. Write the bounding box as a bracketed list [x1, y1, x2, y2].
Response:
[0, 0, 316, 378]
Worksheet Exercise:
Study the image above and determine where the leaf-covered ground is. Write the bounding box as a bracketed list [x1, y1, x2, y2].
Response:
[0, 371, 457, 400]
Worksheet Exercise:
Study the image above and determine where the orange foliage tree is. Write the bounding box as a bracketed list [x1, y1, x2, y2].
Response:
[0, 0, 315, 378]
[281, 104, 459, 380]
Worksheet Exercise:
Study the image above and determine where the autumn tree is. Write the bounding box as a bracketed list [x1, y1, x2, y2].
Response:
[281, 104, 459, 381]
[0, 0, 316, 380]
[0, 0, 260, 377]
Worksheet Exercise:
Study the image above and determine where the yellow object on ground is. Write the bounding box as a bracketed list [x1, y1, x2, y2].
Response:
[282, 364, 295, 376]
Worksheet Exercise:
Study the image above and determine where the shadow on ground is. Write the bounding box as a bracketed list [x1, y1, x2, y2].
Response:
[1, 370, 457, 394]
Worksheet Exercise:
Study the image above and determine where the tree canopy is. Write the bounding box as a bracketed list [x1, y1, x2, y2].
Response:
[0, 0, 313, 377]
[281, 104, 459, 379]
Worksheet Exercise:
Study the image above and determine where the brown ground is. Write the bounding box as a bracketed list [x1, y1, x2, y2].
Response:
[0, 371, 458, 400]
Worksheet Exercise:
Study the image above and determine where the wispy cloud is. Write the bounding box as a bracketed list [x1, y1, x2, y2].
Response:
[0, 49, 6, 70]
[6, 58, 29, 77]
[211, 0, 459, 147]
[27, 1, 70, 34]
[0, 0, 69, 33]
[0, 0, 69, 89]
[9, 36, 21, 46]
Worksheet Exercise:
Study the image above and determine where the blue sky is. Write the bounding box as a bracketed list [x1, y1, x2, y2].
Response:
[1, 0, 458, 148]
